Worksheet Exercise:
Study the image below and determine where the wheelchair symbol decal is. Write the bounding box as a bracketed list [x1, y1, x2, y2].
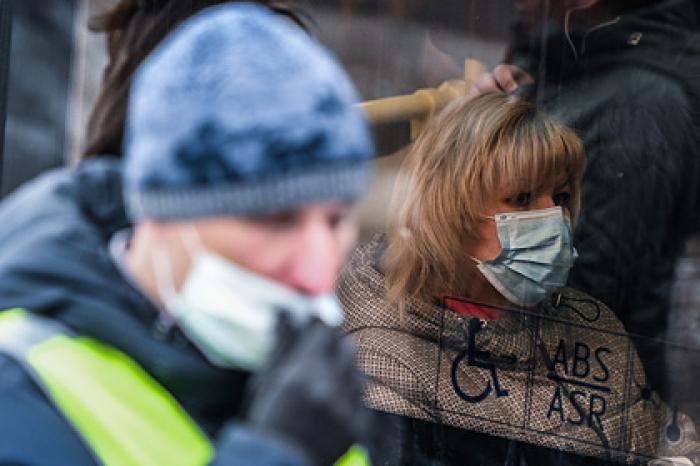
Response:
[451, 319, 509, 403]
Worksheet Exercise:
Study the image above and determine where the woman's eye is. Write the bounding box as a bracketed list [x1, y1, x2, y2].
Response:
[512, 192, 532, 207]
[553, 192, 572, 207]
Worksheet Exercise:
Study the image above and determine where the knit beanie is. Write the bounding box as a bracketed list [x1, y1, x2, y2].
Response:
[123, 3, 373, 220]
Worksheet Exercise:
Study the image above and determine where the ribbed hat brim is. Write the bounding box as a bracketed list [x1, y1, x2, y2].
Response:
[125, 162, 372, 220]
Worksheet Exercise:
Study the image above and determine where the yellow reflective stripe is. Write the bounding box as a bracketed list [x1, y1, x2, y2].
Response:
[335, 445, 370, 466]
[0, 310, 372, 466]
[0, 308, 28, 330]
[26, 334, 213, 466]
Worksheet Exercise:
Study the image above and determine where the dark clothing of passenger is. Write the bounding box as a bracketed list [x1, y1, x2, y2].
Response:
[509, 0, 700, 396]
[371, 411, 609, 466]
[0, 160, 306, 466]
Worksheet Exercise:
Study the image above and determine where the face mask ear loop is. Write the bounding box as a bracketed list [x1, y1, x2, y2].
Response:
[180, 224, 205, 258]
[152, 245, 179, 320]
[150, 224, 203, 318]
[470, 213, 506, 270]
[151, 224, 206, 321]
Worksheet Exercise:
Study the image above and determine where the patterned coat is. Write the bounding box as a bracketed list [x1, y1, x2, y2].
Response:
[339, 236, 700, 465]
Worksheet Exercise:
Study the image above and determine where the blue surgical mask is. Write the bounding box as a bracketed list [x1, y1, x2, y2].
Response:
[473, 207, 578, 307]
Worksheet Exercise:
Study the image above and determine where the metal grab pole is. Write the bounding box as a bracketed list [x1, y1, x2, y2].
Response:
[357, 59, 486, 139]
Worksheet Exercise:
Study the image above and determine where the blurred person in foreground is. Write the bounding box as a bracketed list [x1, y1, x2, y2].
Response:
[469, 0, 700, 399]
[0, 4, 374, 466]
[338, 92, 700, 465]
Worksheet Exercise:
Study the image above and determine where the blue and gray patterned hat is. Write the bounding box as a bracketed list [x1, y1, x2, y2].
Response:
[123, 3, 373, 220]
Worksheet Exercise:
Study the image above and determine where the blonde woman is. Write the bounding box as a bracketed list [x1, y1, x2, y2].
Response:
[338, 93, 698, 465]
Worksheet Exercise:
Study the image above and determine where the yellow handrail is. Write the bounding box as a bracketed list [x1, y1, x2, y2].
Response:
[357, 59, 485, 139]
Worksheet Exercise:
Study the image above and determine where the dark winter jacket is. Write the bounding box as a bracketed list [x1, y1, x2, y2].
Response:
[0, 159, 307, 466]
[509, 0, 700, 396]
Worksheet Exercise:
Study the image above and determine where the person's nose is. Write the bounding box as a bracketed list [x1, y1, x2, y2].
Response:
[285, 223, 341, 296]
[533, 193, 555, 210]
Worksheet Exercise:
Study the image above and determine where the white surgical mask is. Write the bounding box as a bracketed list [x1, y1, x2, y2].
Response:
[153, 227, 344, 371]
[474, 207, 578, 307]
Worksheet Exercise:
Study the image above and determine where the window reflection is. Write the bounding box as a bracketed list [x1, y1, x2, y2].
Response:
[6, 0, 700, 464]
[314, 0, 700, 464]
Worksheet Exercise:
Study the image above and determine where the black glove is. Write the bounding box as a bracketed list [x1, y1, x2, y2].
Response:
[243, 315, 370, 466]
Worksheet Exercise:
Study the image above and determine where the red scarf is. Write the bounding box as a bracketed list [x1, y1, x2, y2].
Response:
[444, 297, 501, 320]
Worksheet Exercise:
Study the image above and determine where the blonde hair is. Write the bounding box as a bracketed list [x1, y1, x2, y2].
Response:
[384, 92, 586, 313]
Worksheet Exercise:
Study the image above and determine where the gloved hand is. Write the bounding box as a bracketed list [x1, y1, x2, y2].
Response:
[243, 315, 370, 466]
